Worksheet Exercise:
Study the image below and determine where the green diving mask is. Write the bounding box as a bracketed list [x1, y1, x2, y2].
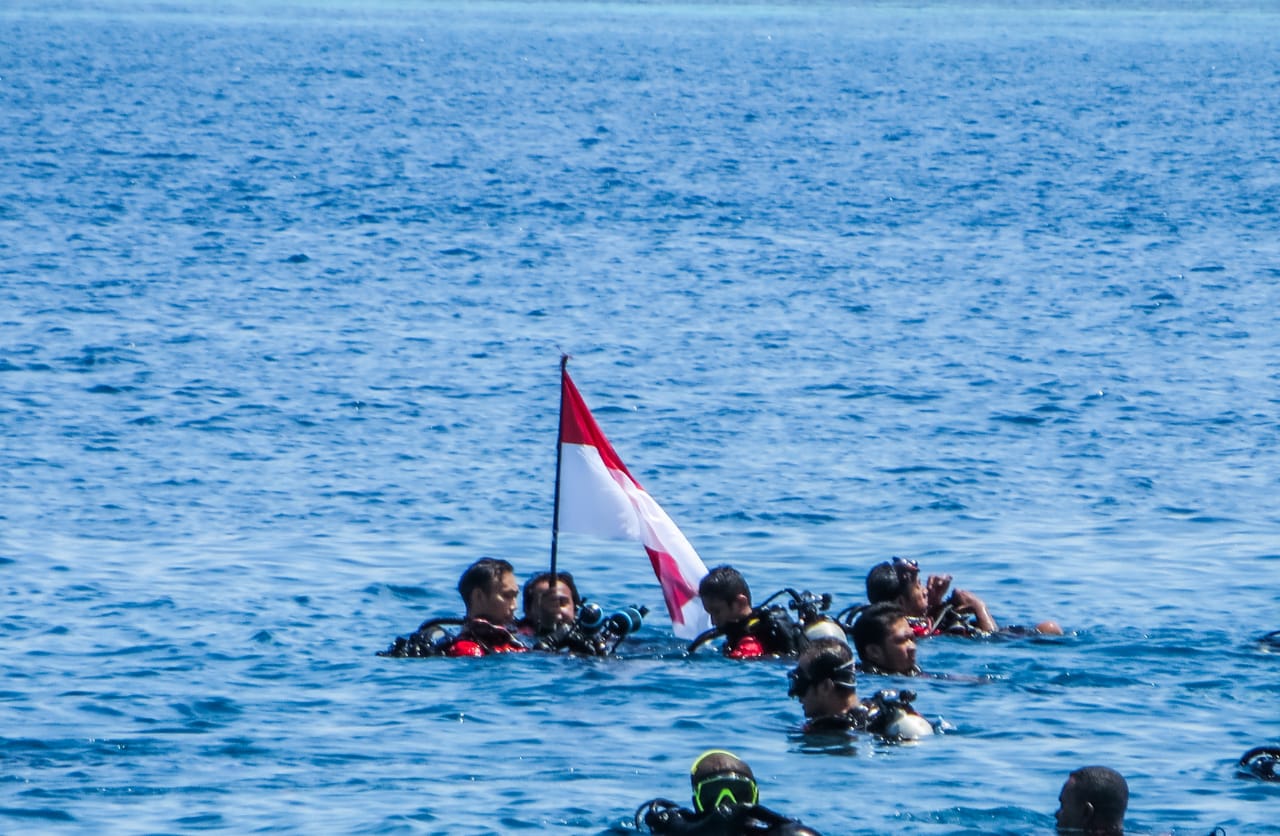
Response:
[692, 771, 759, 813]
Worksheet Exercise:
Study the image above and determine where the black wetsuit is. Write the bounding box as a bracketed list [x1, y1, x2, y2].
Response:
[640, 800, 821, 836]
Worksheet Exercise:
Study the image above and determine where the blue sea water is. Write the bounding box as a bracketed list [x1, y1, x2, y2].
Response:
[3, 0, 1280, 833]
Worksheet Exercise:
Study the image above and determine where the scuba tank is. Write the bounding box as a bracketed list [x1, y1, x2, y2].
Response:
[864, 689, 934, 741]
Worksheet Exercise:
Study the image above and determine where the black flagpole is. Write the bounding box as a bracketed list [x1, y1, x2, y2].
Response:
[549, 354, 569, 582]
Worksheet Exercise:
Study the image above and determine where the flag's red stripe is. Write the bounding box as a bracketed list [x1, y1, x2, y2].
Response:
[645, 546, 698, 625]
[560, 368, 642, 489]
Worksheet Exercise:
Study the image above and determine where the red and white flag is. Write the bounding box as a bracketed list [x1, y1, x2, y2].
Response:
[555, 365, 712, 639]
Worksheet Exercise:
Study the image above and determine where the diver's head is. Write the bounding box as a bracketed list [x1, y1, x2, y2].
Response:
[865, 562, 901, 603]
[698, 565, 753, 628]
[1055, 766, 1127, 834]
[1240, 746, 1280, 781]
[689, 750, 758, 813]
[789, 638, 858, 719]
[521, 571, 581, 631]
[852, 602, 918, 675]
[458, 558, 519, 624]
[865, 557, 926, 617]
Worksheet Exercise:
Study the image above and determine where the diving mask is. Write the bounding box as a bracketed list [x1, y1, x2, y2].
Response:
[692, 771, 758, 812]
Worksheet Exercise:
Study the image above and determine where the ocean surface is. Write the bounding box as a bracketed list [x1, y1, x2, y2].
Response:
[3, 1, 1279, 833]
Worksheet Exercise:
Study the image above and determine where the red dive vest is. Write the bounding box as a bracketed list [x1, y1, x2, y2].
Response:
[443, 619, 528, 657]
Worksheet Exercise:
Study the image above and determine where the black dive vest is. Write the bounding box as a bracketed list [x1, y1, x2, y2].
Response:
[722, 605, 807, 657]
[640, 800, 821, 836]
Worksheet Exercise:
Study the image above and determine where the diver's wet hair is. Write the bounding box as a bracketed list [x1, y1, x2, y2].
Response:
[1067, 766, 1128, 825]
[865, 562, 902, 603]
[699, 565, 751, 606]
[790, 638, 856, 697]
[457, 557, 514, 604]
[522, 571, 583, 613]
[866, 557, 919, 604]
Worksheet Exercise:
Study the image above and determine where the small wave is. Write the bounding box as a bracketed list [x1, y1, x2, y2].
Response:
[0, 807, 75, 823]
[888, 391, 940, 404]
[755, 510, 838, 524]
[98, 643, 180, 657]
[991, 413, 1045, 426]
[175, 813, 226, 828]
[136, 152, 198, 161]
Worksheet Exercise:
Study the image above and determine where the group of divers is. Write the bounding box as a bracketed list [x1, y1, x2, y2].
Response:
[380, 557, 1278, 835]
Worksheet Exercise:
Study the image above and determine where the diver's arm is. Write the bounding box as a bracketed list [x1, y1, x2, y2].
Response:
[947, 589, 997, 633]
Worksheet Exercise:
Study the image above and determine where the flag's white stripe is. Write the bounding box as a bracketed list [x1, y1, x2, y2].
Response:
[558, 442, 712, 639]
[557, 443, 642, 540]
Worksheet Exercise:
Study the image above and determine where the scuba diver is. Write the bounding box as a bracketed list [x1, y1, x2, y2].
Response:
[1238, 746, 1280, 781]
[636, 750, 822, 836]
[789, 638, 933, 740]
[519, 570, 582, 636]
[519, 570, 648, 656]
[378, 557, 527, 658]
[863, 556, 996, 637]
[693, 566, 802, 658]
[688, 565, 842, 659]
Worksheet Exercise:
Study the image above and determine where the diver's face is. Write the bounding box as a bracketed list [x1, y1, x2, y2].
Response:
[534, 581, 576, 628]
[893, 563, 926, 617]
[1054, 777, 1087, 831]
[702, 596, 738, 629]
[902, 580, 928, 617]
[799, 678, 848, 720]
[470, 571, 519, 624]
[877, 617, 918, 674]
